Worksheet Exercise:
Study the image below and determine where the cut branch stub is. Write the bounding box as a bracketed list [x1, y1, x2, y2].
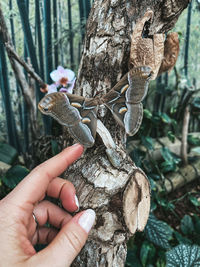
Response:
[130, 10, 164, 80]
[123, 169, 150, 234]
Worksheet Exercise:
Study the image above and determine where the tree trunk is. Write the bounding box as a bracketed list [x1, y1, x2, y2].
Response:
[62, 0, 190, 266]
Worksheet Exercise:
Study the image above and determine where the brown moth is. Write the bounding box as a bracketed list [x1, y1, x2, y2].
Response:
[38, 10, 164, 147]
[38, 66, 152, 147]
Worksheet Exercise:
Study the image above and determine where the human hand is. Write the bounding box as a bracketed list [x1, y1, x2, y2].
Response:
[0, 144, 96, 267]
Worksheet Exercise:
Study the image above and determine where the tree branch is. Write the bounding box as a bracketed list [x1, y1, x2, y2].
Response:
[5, 43, 46, 89]
[0, 3, 39, 137]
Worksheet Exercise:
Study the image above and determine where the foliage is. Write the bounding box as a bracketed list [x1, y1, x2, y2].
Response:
[0, 143, 29, 189]
[126, 4, 200, 265]
[145, 214, 173, 249]
[166, 244, 200, 267]
[0, 1, 200, 266]
[0, 142, 18, 164]
[2, 165, 29, 189]
[0, 0, 91, 151]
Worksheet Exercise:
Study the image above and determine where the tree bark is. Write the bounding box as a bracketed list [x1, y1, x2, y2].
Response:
[62, 0, 190, 266]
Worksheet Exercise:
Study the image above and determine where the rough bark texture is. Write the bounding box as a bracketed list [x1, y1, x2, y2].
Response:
[63, 0, 190, 266]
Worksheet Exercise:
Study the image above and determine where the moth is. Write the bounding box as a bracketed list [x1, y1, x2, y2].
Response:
[38, 66, 152, 147]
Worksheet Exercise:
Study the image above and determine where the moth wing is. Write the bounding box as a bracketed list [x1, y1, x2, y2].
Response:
[104, 73, 129, 128]
[38, 92, 82, 126]
[105, 97, 127, 128]
[127, 66, 152, 103]
[124, 103, 143, 136]
[104, 67, 151, 136]
[68, 122, 95, 147]
[38, 92, 97, 147]
[78, 99, 98, 141]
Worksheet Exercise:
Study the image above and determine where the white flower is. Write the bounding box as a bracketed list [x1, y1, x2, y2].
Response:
[47, 84, 57, 94]
[50, 66, 75, 84]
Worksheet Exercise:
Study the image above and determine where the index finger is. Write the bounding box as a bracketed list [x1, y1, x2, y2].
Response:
[8, 144, 84, 205]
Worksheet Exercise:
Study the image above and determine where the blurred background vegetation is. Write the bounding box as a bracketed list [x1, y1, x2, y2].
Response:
[0, 0, 200, 266]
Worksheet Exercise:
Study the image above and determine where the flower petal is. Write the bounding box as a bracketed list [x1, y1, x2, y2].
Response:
[57, 66, 65, 73]
[67, 78, 76, 94]
[50, 70, 61, 82]
[64, 69, 75, 81]
[47, 84, 57, 94]
[59, 87, 68, 92]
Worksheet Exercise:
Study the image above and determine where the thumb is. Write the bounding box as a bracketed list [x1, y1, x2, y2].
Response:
[32, 209, 96, 267]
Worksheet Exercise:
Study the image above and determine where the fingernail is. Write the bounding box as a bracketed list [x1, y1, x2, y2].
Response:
[72, 143, 79, 146]
[72, 143, 82, 147]
[74, 195, 79, 211]
[78, 209, 96, 233]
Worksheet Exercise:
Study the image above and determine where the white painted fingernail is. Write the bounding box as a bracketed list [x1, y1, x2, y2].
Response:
[78, 209, 96, 233]
[75, 195, 79, 211]
[72, 143, 79, 147]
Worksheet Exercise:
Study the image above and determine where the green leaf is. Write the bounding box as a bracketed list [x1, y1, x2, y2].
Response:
[148, 173, 161, 181]
[160, 147, 181, 172]
[126, 248, 142, 267]
[149, 178, 157, 192]
[161, 147, 180, 164]
[171, 119, 177, 128]
[2, 165, 29, 189]
[140, 241, 156, 266]
[140, 241, 150, 266]
[180, 215, 195, 236]
[129, 148, 145, 168]
[160, 161, 176, 173]
[157, 198, 175, 211]
[194, 215, 200, 235]
[161, 147, 173, 162]
[143, 109, 153, 119]
[188, 195, 200, 207]
[160, 113, 172, 124]
[142, 159, 153, 172]
[51, 139, 60, 156]
[0, 143, 18, 165]
[156, 250, 167, 267]
[166, 244, 200, 267]
[173, 231, 192, 245]
[150, 201, 157, 212]
[170, 106, 177, 115]
[145, 214, 173, 249]
[167, 131, 175, 143]
[141, 136, 154, 150]
[188, 135, 200, 146]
